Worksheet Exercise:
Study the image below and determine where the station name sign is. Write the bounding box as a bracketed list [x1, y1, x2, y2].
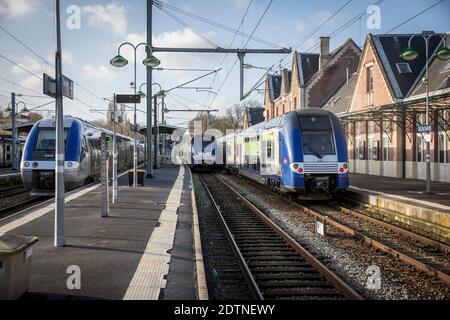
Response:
[115, 94, 141, 104]
[43, 73, 74, 100]
[416, 124, 433, 133]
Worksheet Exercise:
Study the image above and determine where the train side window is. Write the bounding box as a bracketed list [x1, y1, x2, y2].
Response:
[266, 141, 272, 159]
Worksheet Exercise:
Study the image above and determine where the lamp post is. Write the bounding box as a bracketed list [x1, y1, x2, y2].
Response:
[400, 31, 450, 193]
[7, 97, 25, 171]
[136, 83, 166, 169]
[110, 42, 160, 186]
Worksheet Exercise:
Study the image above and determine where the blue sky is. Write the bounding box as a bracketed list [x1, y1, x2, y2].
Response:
[0, 0, 449, 128]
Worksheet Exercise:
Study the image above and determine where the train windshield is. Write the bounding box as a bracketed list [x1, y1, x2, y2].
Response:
[299, 116, 335, 158]
[35, 129, 69, 150]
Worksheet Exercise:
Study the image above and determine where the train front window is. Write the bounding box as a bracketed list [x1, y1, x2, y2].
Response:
[35, 129, 69, 150]
[299, 116, 335, 157]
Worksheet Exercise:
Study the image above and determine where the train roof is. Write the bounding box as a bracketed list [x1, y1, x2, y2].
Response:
[221, 108, 337, 141]
[35, 116, 135, 141]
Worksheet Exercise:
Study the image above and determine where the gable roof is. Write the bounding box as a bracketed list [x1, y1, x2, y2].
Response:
[371, 34, 444, 99]
[268, 74, 282, 101]
[322, 72, 357, 114]
[410, 34, 450, 96]
[245, 107, 265, 127]
[296, 52, 319, 86]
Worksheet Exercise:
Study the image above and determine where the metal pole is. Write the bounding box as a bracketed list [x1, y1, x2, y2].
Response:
[132, 49, 138, 187]
[161, 97, 165, 163]
[238, 52, 245, 101]
[425, 36, 431, 193]
[100, 132, 109, 217]
[146, 0, 153, 178]
[54, 0, 65, 247]
[112, 94, 117, 203]
[10, 92, 16, 171]
[153, 95, 158, 169]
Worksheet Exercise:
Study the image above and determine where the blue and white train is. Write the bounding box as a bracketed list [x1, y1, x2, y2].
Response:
[21, 116, 145, 196]
[218, 108, 349, 199]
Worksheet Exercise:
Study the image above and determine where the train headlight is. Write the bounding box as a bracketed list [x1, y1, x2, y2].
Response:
[24, 161, 30, 168]
[290, 162, 304, 174]
[32, 162, 38, 168]
[338, 162, 349, 174]
[67, 161, 73, 168]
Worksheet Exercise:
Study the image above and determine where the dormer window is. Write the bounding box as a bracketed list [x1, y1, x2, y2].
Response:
[396, 62, 412, 74]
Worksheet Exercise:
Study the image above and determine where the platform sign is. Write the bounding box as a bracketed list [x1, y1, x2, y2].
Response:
[43, 73, 74, 99]
[115, 94, 141, 104]
[100, 132, 109, 218]
[416, 124, 433, 133]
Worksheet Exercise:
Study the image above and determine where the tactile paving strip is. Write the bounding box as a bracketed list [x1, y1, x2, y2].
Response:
[123, 166, 185, 300]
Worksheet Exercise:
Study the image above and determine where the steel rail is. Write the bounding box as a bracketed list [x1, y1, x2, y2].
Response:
[231, 174, 450, 287]
[199, 175, 264, 300]
[333, 201, 450, 254]
[215, 176, 363, 300]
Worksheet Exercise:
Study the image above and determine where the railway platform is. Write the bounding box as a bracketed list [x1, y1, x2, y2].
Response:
[345, 174, 450, 239]
[0, 168, 21, 187]
[0, 164, 204, 300]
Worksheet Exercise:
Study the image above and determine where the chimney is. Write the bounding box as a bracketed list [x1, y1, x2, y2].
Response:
[319, 37, 330, 69]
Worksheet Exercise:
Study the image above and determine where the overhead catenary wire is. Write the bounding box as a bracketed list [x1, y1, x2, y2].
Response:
[159, 7, 219, 48]
[206, 0, 254, 105]
[153, 0, 283, 49]
[385, 0, 446, 34]
[209, 0, 274, 107]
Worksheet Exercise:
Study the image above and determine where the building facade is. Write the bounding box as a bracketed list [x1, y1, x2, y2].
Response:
[263, 33, 450, 182]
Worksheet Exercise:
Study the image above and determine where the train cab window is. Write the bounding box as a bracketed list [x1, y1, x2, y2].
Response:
[299, 116, 335, 157]
[35, 129, 69, 150]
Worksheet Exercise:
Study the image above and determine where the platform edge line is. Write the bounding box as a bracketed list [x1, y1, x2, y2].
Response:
[188, 166, 209, 301]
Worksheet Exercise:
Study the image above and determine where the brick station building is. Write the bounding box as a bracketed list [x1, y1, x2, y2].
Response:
[263, 33, 450, 182]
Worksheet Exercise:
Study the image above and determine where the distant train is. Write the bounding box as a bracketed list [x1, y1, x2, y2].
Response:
[21, 116, 145, 196]
[0, 136, 25, 168]
[180, 109, 349, 200]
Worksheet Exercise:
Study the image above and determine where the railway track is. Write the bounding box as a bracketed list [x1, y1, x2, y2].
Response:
[223, 173, 450, 289]
[199, 173, 362, 300]
[0, 196, 49, 218]
[0, 185, 28, 200]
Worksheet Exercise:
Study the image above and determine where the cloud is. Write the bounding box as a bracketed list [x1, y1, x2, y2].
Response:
[231, 0, 251, 9]
[0, 0, 40, 17]
[293, 20, 305, 33]
[82, 65, 117, 80]
[11, 55, 46, 91]
[82, 3, 127, 36]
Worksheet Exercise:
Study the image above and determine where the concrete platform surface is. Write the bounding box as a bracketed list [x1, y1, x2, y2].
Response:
[0, 164, 197, 300]
[347, 173, 450, 238]
[349, 173, 450, 210]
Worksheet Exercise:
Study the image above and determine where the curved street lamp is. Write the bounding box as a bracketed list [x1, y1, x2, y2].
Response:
[110, 42, 161, 186]
[400, 32, 449, 194]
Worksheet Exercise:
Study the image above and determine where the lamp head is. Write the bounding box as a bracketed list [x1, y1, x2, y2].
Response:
[110, 54, 128, 68]
[400, 47, 419, 61]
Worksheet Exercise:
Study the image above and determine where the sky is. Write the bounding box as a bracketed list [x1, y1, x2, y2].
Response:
[0, 0, 449, 128]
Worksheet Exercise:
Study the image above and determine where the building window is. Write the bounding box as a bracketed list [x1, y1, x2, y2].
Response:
[382, 136, 389, 161]
[417, 135, 424, 162]
[438, 133, 446, 163]
[366, 67, 374, 92]
[293, 96, 297, 110]
[366, 66, 374, 105]
[396, 62, 412, 74]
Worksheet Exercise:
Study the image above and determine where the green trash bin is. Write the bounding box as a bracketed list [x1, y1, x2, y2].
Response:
[0, 234, 38, 300]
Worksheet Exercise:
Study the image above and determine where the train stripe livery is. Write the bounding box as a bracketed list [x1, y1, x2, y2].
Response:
[183, 109, 349, 200]
[21, 116, 145, 196]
